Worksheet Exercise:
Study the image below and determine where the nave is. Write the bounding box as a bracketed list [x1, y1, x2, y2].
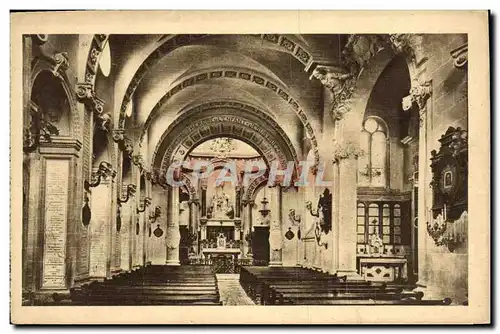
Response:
[21, 33, 469, 306]
[23, 264, 452, 306]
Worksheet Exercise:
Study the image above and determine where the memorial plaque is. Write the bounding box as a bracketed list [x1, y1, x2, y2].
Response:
[89, 184, 109, 277]
[42, 159, 69, 289]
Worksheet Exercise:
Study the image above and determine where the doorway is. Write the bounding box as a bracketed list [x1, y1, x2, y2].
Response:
[252, 226, 270, 266]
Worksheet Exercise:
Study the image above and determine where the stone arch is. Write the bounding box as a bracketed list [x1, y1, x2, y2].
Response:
[139, 68, 320, 166]
[117, 34, 315, 128]
[152, 102, 301, 175]
[244, 175, 268, 202]
[340, 36, 430, 144]
[30, 56, 78, 136]
[180, 173, 197, 198]
[339, 48, 401, 144]
[82, 34, 110, 86]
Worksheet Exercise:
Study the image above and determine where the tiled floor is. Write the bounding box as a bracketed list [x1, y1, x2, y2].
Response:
[216, 274, 255, 305]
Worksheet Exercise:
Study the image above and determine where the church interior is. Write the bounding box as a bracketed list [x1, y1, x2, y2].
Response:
[21, 33, 468, 306]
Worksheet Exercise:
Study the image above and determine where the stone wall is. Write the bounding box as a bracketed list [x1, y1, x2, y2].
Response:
[419, 34, 468, 304]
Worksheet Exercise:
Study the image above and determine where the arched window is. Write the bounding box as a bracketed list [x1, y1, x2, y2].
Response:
[358, 117, 388, 187]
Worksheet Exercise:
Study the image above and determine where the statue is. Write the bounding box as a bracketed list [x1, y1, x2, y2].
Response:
[209, 188, 233, 218]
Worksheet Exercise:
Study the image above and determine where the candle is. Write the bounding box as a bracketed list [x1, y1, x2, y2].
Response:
[443, 204, 447, 221]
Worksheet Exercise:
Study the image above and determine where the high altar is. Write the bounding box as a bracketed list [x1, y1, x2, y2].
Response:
[199, 182, 242, 264]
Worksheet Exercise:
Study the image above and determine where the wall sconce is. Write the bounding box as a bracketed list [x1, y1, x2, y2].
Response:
[149, 205, 161, 223]
[24, 101, 60, 153]
[84, 161, 116, 192]
[118, 184, 136, 204]
[305, 201, 319, 217]
[137, 197, 152, 213]
[288, 209, 301, 225]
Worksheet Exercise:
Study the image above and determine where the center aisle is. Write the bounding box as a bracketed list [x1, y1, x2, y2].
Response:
[216, 274, 255, 305]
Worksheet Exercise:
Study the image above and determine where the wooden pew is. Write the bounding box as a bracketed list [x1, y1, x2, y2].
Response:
[71, 265, 222, 306]
[239, 266, 450, 306]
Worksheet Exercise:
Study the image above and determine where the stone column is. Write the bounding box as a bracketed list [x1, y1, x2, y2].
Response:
[188, 197, 199, 256]
[242, 200, 254, 257]
[166, 186, 181, 265]
[417, 95, 432, 287]
[235, 186, 242, 218]
[201, 185, 207, 217]
[269, 186, 283, 266]
[335, 157, 360, 279]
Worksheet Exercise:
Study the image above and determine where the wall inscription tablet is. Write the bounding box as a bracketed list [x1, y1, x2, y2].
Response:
[42, 159, 69, 289]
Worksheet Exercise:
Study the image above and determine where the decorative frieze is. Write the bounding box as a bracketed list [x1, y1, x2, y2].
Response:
[450, 43, 468, 68]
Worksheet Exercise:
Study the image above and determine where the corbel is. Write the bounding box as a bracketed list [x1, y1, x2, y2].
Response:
[118, 184, 137, 204]
[84, 161, 116, 192]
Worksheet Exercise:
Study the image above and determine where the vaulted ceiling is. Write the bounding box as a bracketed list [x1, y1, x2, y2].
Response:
[106, 34, 345, 157]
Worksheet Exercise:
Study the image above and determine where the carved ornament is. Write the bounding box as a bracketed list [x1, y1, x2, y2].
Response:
[112, 129, 134, 156]
[76, 82, 105, 116]
[51, 52, 69, 79]
[402, 79, 432, 123]
[332, 140, 364, 163]
[312, 66, 357, 121]
[450, 43, 468, 68]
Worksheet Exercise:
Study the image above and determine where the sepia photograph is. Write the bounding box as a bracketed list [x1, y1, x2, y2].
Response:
[10, 10, 490, 325]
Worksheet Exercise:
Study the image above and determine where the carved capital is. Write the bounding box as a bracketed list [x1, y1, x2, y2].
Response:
[450, 43, 468, 68]
[332, 140, 364, 163]
[403, 79, 432, 112]
[242, 199, 255, 207]
[188, 198, 200, 206]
